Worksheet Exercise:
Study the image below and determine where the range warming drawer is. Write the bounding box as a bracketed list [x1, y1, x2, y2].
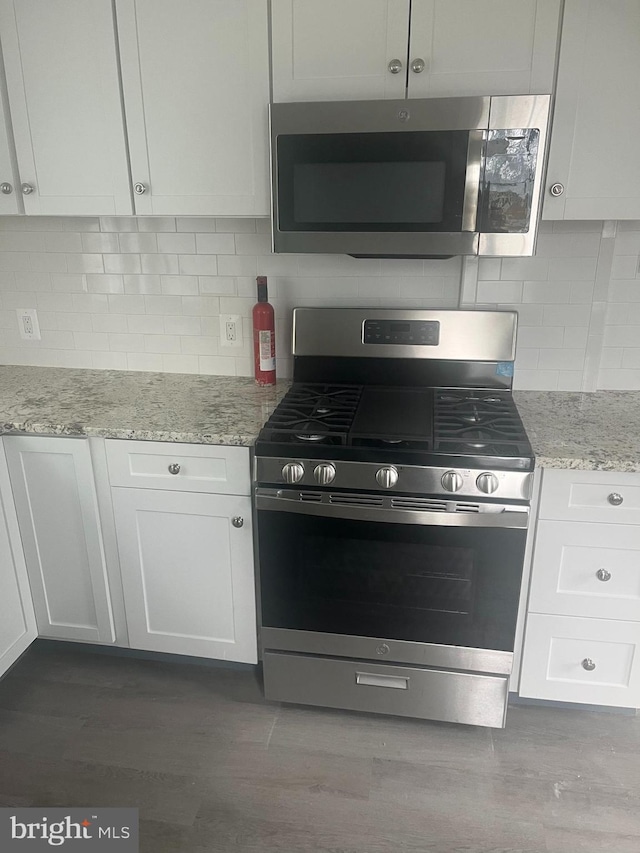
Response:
[263, 651, 509, 728]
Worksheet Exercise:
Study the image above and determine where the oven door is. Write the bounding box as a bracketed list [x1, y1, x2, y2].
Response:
[270, 97, 487, 256]
[256, 488, 528, 674]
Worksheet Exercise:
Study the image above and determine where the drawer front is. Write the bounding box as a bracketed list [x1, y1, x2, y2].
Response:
[539, 469, 640, 525]
[105, 439, 250, 495]
[530, 520, 640, 621]
[519, 613, 640, 707]
[263, 651, 509, 728]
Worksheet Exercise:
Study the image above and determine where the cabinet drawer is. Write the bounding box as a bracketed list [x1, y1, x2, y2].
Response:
[539, 469, 640, 525]
[519, 613, 640, 707]
[105, 439, 250, 495]
[530, 521, 640, 621]
[263, 651, 509, 728]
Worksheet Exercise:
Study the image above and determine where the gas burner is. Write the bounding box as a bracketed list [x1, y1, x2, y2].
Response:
[296, 432, 328, 442]
[382, 438, 404, 444]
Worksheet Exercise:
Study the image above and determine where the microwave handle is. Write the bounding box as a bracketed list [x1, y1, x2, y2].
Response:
[461, 129, 485, 233]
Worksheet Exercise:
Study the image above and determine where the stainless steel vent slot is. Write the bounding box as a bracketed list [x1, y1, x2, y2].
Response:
[329, 494, 384, 508]
[391, 497, 448, 512]
[299, 492, 323, 502]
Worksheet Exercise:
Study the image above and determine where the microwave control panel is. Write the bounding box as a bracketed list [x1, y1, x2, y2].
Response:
[363, 319, 440, 346]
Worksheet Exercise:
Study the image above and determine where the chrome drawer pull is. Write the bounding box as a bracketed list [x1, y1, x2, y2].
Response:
[581, 658, 596, 672]
[168, 463, 181, 475]
[356, 672, 409, 690]
[596, 568, 612, 582]
[607, 492, 624, 506]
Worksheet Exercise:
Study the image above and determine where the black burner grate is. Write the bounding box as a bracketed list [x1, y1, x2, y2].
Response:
[433, 389, 530, 457]
[260, 384, 362, 445]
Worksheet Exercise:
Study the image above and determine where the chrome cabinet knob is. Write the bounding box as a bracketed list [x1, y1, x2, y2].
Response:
[376, 466, 398, 489]
[549, 182, 564, 197]
[313, 462, 336, 486]
[0, 182, 12, 194]
[607, 492, 624, 506]
[21, 183, 34, 195]
[134, 182, 147, 195]
[168, 462, 181, 475]
[282, 461, 304, 484]
[411, 58, 426, 73]
[596, 568, 612, 582]
[441, 471, 463, 492]
[388, 58, 403, 74]
[476, 472, 499, 494]
[231, 516, 244, 528]
[581, 658, 596, 672]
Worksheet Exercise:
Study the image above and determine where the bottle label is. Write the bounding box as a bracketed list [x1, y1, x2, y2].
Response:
[259, 330, 275, 372]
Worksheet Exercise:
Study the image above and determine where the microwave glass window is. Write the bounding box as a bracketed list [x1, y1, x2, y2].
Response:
[277, 130, 470, 233]
[480, 128, 540, 233]
[293, 161, 446, 224]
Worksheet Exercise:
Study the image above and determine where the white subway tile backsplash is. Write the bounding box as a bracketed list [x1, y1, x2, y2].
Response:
[195, 233, 236, 255]
[91, 314, 128, 334]
[157, 233, 196, 254]
[66, 254, 104, 274]
[86, 274, 124, 294]
[81, 233, 120, 254]
[45, 232, 82, 253]
[105, 254, 142, 274]
[127, 315, 165, 335]
[476, 280, 523, 303]
[126, 352, 163, 372]
[141, 253, 179, 274]
[109, 333, 145, 352]
[160, 275, 199, 296]
[598, 368, 640, 389]
[0, 215, 632, 389]
[178, 254, 218, 276]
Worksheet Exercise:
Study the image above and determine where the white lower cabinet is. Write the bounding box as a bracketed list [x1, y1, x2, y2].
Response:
[106, 440, 257, 664]
[519, 469, 640, 708]
[0, 441, 36, 677]
[4, 436, 116, 644]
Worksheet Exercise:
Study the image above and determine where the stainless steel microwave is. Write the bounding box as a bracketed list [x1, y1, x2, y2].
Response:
[270, 94, 551, 258]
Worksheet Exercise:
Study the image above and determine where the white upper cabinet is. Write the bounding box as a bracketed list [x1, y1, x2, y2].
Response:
[0, 0, 132, 215]
[408, 0, 561, 98]
[271, 0, 560, 102]
[544, 0, 640, 220]
[116, 0, 270, 216]
[271, 0, 410, 102]
[0, 72, 20, 214]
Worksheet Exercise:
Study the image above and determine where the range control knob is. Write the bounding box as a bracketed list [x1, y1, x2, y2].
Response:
[376, 466, 398, 489]
[281, 461, 304, 484]
[441, 471, 463, 492]
[314, 462, 336, 486]
[476, 472, 499, 494]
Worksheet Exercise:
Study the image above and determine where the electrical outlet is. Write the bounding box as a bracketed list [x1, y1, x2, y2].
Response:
[17, 308, 41, 341]
[220, 314, 243, 348]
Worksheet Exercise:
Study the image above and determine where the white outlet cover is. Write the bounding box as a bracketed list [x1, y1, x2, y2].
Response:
[16, 308, 41, 341]
[220, 313, 243, 348]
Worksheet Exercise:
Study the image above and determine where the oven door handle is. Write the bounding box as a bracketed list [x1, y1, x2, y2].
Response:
[255, 491, 529, 529]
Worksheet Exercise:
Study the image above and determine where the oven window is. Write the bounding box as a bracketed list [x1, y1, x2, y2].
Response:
[276, 131, 470, 233]
[258, 511, 526, 651]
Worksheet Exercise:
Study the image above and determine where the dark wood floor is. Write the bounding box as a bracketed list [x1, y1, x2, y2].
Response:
[0, 643, 638, 853]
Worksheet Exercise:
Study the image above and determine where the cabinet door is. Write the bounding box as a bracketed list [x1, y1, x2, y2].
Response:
[0, 70, 20, 214]
[271, 0, 410, 102]
[408, 0, 561, 98]
[0, 0, 132, 215]
[544, 0, 640, 220]
[4, 436, 116, 644]
[112, 488, 257, 664]
[0, 442, 36, 678]
[117, 0, 270, 216]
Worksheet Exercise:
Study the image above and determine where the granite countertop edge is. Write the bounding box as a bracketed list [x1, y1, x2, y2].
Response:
[0, 367, 639, 471]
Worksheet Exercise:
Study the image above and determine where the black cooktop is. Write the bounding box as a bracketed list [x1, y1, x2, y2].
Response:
[256, 383, 534, 471]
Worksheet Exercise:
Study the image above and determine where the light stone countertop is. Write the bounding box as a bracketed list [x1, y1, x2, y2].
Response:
[0, 365, 287, 446]
[514, 390, 640, 472]
[0, 366, 638, 471]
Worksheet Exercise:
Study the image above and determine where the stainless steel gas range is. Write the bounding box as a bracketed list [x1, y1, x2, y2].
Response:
[254, 308, 534, 728]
